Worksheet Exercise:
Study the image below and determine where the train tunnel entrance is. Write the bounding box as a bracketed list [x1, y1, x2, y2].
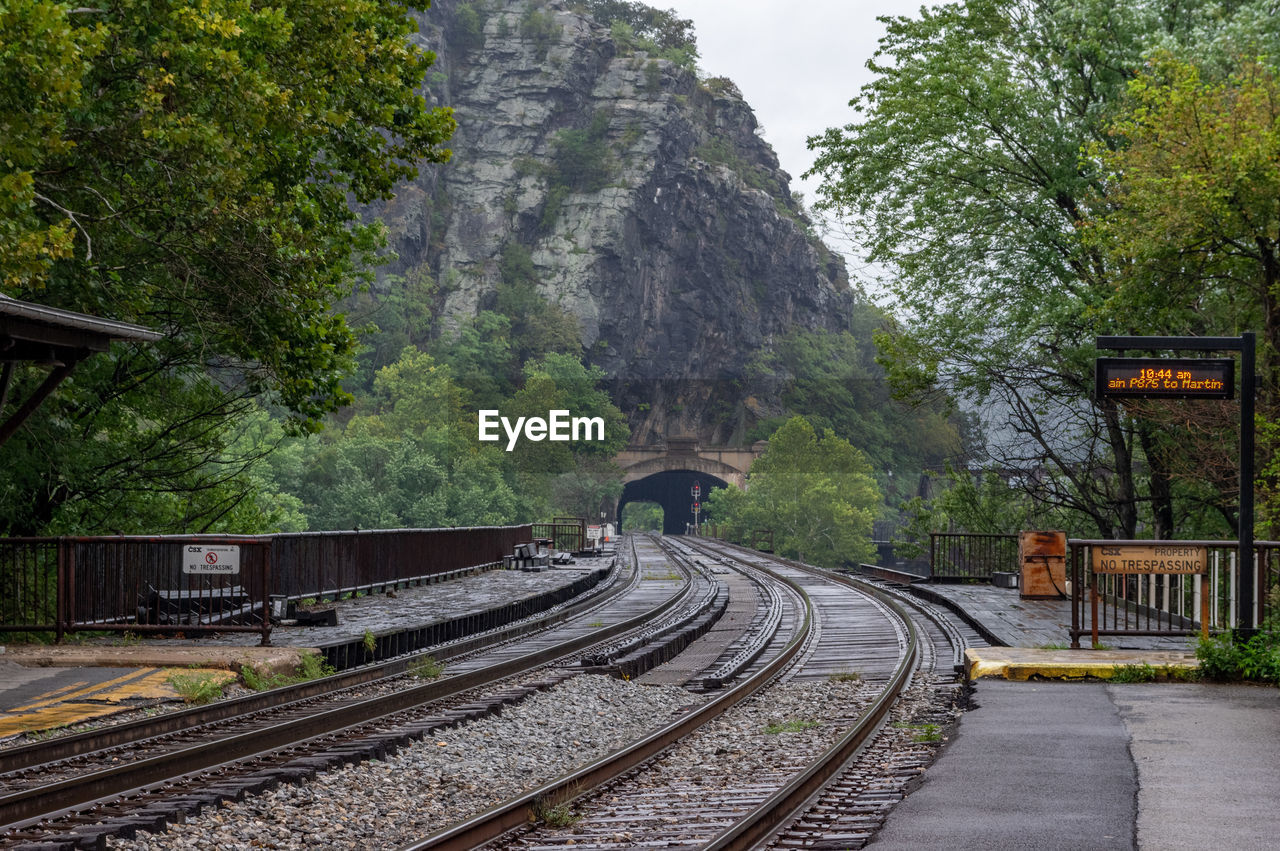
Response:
[618, 470, 729, 535]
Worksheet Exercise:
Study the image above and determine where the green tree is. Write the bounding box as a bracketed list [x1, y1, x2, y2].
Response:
[708, 417, 880, 567]
[0, 0, 96, 288]
[808, 0, 1277, 539]
[622, 501, 663, 531]
[893, 466, 1056, 558]
[433, 311, 516, 409]
[754, 326, 970, 504]
[550, 456, 624, 520]
[494, 243, 581, 367]
[0, 0, 455, 535]
[502, 353, 630, 478]
[1086, 54, 1280, 535]
[1092, 58, 1280, 353]
[369, 347, 467, 440]
[266, 345, 629, 531]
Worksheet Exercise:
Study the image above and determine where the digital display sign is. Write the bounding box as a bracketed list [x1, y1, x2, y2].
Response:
[1095, 357, 1234, 400]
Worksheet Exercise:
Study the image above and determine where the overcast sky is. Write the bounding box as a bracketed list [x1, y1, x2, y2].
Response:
[662, 1, 926, 291]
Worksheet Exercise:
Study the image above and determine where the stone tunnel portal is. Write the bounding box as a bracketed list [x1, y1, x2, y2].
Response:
[618, 470, 729, 535]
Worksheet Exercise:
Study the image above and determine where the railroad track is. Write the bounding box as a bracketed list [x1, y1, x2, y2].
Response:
[6, 536, 978, 849]
[394, 536, 952, 850]
[0, 560, 625, 775]
[0, 538, 727, 848]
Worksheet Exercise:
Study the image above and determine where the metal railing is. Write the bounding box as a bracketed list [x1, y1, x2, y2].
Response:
[0, 538, 59, 632]
[929, 532, 1019, 580]
[67, 536, 272, 644]
[270, 525, 532, 600]
[0, 525, 534, 644]
[532, 521, 585, 554]
[1068, 539, 1280, 648]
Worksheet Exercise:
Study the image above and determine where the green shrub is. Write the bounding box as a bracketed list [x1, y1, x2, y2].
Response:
[1110, 663, 1158, 683]
[532, 795, 580, 828]
[167, 670, 227, 705]
[455, 2, 486, 51]
[521, 7, 560, 58]
[1196, 624, 1280, 685]
[297, 652, 336, 681]
[894, 722, 943, 742]
[409, 655, 445, 680]
[765, 718, 819, 734]
[241, 652, 335, 691]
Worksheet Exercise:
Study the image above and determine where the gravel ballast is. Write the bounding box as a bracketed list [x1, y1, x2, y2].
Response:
[108, 674, 701, 850]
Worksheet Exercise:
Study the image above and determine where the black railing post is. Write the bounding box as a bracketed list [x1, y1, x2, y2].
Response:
[1240, 331, 1256, 633]
[1070, 542, 1080, 649]
[56, 538, 68, 643]
[260, 540, 272, 647]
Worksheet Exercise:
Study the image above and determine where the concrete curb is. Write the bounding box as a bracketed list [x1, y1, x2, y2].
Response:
[0, 645, 314, 677]
[965, 647, 1199, 681]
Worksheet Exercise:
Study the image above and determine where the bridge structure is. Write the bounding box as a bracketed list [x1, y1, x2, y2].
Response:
[614, 437, 765, 534]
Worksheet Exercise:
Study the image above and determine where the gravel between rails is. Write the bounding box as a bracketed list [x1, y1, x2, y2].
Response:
[107, 674, 703, 850]
[506, 677, 876, 847]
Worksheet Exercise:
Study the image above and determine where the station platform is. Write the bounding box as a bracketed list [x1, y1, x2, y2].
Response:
[868, 577, 1280, 849]
[869, 680, 1280, 850]
[0, 559, 609, 741]
[910, 582, 1199, 681]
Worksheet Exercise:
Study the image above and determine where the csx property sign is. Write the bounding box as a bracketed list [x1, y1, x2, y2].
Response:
[1091, 544, 1207, 575]
[183, 545, 241, 575]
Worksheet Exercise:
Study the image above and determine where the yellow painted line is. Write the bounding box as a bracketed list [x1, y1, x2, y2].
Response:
[0, 668, 235, 738]
[7, 680, 91, 713]
[0, 703, 127, 737]
[7, 669, 151, 713]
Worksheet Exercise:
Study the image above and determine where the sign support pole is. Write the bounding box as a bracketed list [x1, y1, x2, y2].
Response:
[1240, 332, 1255, 632]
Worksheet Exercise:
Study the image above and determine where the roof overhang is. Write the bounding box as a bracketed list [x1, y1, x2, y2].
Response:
[0, 294, 161, 364]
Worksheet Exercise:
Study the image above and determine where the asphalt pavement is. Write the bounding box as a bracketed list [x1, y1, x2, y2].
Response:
[868, 680, 1280, 850]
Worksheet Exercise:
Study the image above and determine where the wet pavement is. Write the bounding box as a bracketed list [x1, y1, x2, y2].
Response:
[0, 559, 611, 737]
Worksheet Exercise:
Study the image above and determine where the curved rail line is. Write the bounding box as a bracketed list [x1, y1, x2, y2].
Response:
[399, 535, 931, 851]
[0, 540, 703, 837]
[687, 539, 922, 849]
[0, 558, 629, 775]
[398, 538, 815, 851]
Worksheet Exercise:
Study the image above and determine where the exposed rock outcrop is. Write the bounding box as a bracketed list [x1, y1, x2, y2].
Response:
[379, 0, 854, 445]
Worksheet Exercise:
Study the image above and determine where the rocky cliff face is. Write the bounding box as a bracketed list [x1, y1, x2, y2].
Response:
[379, 0, 854, 445]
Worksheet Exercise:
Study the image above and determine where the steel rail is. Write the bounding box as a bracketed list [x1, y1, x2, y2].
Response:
[691, 543, 921, 850]
[0, 546, 693, 830]
[398, 553, 815, 851]
[0, 558, 630, 775]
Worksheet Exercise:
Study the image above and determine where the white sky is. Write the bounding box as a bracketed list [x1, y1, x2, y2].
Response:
[661, 1, 926, 292]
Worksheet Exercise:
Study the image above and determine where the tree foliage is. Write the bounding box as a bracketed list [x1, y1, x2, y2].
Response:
[752, 325, 971, 506]
[265, 346, 629, 530]
[578, 0, 697, 67]
[0, 0, 456, 536]
[893, 466, 1058, 558]
[707, 417, 880, 568]
[1086, 52, 1280, 533]
[622, 500, 662, 531]
[1088, 54, 1280, 379]
[808, 0, 1280, 540]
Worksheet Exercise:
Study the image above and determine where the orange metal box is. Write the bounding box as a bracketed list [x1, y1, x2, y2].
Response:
[1019, 530, 1068, 599]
